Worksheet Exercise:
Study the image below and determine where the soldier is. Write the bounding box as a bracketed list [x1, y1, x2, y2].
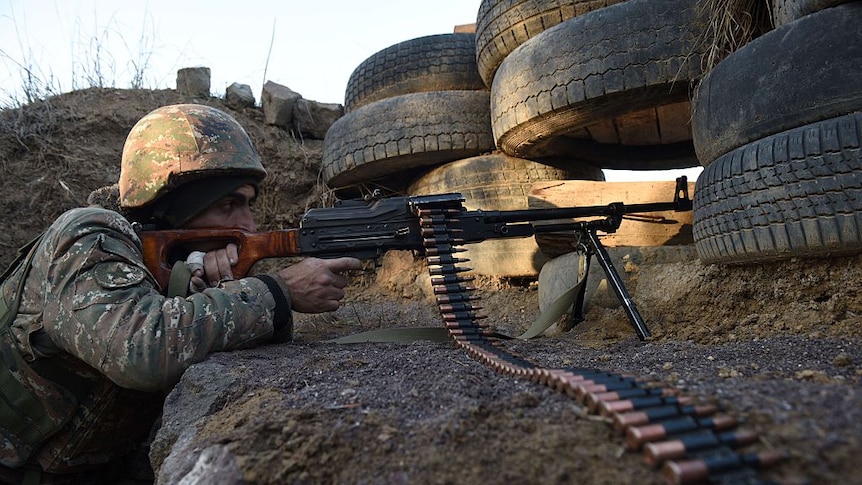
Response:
[0, 104, 361, 483]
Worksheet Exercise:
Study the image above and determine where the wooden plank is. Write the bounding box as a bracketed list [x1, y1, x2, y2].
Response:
[528, 180, 695, 256]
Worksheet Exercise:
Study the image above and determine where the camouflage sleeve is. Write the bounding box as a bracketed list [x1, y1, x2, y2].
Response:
[27, 207, 290, 392]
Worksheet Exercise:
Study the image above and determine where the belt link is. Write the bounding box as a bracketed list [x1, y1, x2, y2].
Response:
[416, 201, 539, 377]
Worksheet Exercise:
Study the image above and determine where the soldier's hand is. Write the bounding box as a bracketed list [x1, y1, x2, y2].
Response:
[276, 257, 363, 313]
[188, 243, 240, 290]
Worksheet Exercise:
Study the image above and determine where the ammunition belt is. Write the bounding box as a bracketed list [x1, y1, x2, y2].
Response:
[415, 199, 791, 485]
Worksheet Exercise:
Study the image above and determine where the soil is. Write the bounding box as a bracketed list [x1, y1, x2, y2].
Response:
[1, 89, 860, 485]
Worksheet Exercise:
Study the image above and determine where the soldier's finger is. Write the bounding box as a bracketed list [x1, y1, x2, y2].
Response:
[226, 243, 239, 265]
[326, 257, 363, 273]
[215, 249, 234, 281]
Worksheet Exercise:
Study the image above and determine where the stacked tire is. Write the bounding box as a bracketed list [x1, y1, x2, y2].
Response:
[323, 30, 602, 277]
[322, 33, 493, 196]
[328, 0, 801, 276]
[474, 0, 626, 87]
[481, 0, 707, 170]
[691, 3, 862, 264]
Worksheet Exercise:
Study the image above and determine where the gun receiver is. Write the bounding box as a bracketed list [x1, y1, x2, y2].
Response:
[139, 177, 692, 339]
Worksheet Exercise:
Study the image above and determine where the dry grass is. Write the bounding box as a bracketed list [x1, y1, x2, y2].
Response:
[1, 4, 158, 111]
[0, 98, 60, 165]
[695, 0, 774, 74]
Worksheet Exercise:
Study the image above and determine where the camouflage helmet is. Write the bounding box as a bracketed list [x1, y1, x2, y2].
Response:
[119, 104, 267, 209]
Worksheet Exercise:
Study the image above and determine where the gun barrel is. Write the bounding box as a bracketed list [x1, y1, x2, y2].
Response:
[477, 199, 686, 224]
[475, 203, 623, 223]
[475, 175, 691, 224]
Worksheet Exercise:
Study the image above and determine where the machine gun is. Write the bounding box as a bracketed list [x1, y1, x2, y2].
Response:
[140, 177, 692, 340]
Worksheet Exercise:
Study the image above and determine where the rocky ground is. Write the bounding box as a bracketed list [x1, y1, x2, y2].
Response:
[1, 89, 859, 484]
[150, 250, 860, 485]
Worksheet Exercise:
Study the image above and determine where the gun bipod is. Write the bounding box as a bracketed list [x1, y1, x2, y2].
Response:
[581, 224, 652, 340]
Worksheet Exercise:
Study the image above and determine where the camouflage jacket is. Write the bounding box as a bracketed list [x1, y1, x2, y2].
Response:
[0, 206, 293, 473]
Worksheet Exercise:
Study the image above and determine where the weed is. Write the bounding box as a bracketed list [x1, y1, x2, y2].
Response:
[694, 0, 773, 74]
[0, 3, 157, 110]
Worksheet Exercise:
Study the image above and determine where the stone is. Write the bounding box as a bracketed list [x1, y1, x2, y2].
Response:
[261, 81, 301, 129]
[225, 82, 255, 109]
[292, 98, 344, 139]
[176, 67, 211, 98]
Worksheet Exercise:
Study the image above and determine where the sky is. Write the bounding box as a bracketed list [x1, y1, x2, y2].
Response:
[0, 0, 701, 182]
[0, 0, 483, 105]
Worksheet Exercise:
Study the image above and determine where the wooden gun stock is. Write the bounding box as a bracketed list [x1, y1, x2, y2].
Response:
[139, 228, 303, 290]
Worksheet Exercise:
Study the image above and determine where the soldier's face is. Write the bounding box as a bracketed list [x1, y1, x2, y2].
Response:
[183, 184, 257, 232]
